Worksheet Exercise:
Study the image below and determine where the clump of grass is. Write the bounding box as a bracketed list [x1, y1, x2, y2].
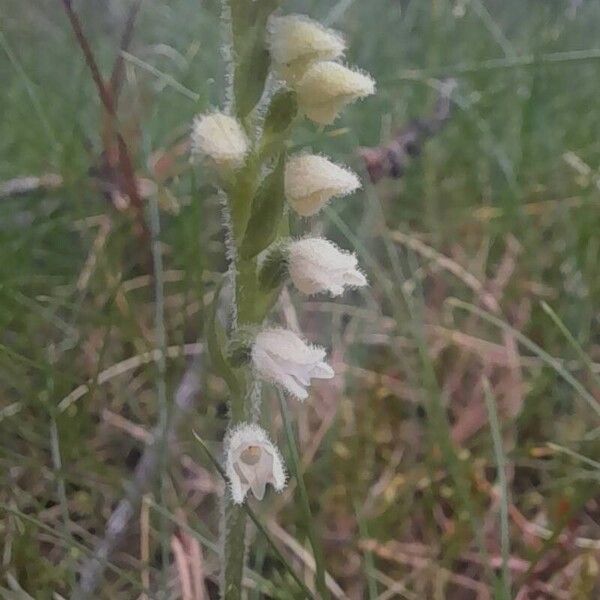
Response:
[2, 1, 600, 598]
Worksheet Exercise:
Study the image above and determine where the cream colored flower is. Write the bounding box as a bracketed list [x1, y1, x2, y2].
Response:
[288, 237, 367, 296]
[252, 327, 334, 400]
[225, 423, 286, 504]
[285, 154, 360, 216]
[268, 14, 345, 81]
[191, 112, 249, 168]
[295, 61, 376, 125]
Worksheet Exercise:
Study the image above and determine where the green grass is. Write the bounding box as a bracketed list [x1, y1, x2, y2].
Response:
[2, 0, 600, 597]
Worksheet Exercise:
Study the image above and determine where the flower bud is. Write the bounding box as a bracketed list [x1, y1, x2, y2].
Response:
[288, 237, 367, 296]
[268, 14, 345, 82]
[225, 423, 286, 504]
[295, 61, 376, 125]
[285, 154, 360, 216]
[191, 112, 249, 169]
[252, 327, 334, 400]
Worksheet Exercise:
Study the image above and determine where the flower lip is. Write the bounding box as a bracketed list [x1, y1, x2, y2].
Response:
[225, 423, 286, 504]
[251, 327, 334, 400]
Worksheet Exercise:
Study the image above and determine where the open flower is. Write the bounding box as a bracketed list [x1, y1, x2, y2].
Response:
[285, 154, 360, 216]
[252, 327, 334, 400]
[191, 112, 249, 169]
[225, 423, 286, 504]
[287, 237, 367, 296]
[295, 61, 376, 125]
[268, 14, 345, 81]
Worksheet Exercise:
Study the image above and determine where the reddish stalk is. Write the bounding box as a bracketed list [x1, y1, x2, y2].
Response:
[60, 0, 148, 241]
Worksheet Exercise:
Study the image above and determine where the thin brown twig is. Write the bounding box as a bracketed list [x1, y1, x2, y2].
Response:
[358, 78, 456, 183]
[266, 520, 348, 600]
[110, 0, 144, 103]
[61, 0, 116, 115]
[0, 173, 63, 199]
[102, 408, 153, 444]
[60, 0, 148, 236]
[172, 535, 195, 600]
[359, 539, 491, 599]
[186, 531, 208, 600]
[140, 495, 151, 600]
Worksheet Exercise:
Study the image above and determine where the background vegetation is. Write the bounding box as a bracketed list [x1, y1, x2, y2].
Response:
[2, 0, 600, 598]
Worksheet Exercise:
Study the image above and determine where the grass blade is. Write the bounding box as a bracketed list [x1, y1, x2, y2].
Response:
[540, 301, 600, 390]
[0, 30, 59, 149]
[326, 206, 498, 587]
[49, 417, 76, 589]
[482, 378, 511, 600]
[0, 503, 151, 594]
[148, 190, 170, 596]
[120, 51, 200, 101]
[447, 298, 600, 418]
[354, 500, 378, 600]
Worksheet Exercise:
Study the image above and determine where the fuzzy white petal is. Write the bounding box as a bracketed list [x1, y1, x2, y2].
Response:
[254, 348, 310, 400]
[225, 423, 286, 504]
[296, 61, 376, 125]
[285, 154, 360, 216]
[268, 15, 345, 81]
[288, 237, 368, 296]
[191, 112, 249, 168]
[252, 328, 334, 400]
[268, 15, 345, 65]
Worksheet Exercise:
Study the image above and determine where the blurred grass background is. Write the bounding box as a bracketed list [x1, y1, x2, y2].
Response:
[2, 0, 600, 598]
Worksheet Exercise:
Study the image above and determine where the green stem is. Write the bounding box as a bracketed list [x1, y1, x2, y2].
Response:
[222, 262, 255, 600]
[219, 0, 283, 594]
[222, 222, 287, 600]
[222, 500, 247, 600]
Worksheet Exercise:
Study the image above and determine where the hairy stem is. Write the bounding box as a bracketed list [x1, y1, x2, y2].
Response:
[219, 0, 281, 595]
[222, 499, 247, 600]
[222, 258, 260, 600]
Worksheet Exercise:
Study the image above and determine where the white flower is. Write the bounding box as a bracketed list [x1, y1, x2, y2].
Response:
[285, 154, 360, 216]
[191, 112, 249, 168]
[225, 423, 286, 504]
[288, 238, 367, 296]
[268, 14, 345, 81]
[252, 327, 334, 400]
[295, 61, 376, 125]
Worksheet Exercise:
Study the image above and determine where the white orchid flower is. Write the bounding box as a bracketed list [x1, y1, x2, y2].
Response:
[288, 237, 367, 296]
[225, 423, 286, 504]
[251, 327, 334, 400]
